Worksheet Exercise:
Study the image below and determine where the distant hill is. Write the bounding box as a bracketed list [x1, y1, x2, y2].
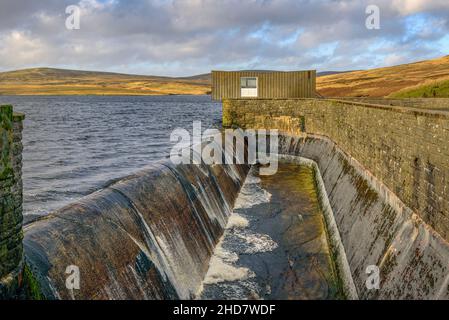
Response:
[3, 57, 449, 97]
[0, 68, 211, 95]
[183, 70, 355, 80]
[0, 67, 353, 96]
[317, 55, 449, 97]
[317, 71, 357, 77]
[179, 73, 212, 83]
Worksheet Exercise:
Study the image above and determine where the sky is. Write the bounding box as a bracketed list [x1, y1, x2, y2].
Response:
[0, 0, 449, 77]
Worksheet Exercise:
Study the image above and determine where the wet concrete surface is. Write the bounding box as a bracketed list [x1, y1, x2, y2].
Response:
[200, 163, 342, 300]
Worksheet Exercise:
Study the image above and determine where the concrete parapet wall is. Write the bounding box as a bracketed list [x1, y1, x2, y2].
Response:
[335, 97, 449, 111]
[278, 134, 449, 299]
[223, 98, 449, 243]
[0, 105, 25, 298]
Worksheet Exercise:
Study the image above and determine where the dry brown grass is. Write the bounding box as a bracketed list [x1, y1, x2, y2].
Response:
[4, 56, 449, 97]
[316, 55, 449, 97]
[0, 68, 211, 95]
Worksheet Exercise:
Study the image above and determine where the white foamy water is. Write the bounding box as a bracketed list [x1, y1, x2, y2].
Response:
[201, 213, 252, 286]
[234, 168, 272, 210]
[227, 213, 249, 229]
[199, 168, 278, 299]
[202, 242, 254, 285]
[236, 232, 278, 254]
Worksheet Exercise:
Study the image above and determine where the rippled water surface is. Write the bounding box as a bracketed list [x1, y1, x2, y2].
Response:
[0, 95, 221, 217]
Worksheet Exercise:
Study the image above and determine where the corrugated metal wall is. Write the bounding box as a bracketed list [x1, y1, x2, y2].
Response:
[212, 70, 316, 100]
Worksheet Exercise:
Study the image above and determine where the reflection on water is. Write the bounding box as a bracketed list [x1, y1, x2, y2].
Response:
[0, 95, 220, 217]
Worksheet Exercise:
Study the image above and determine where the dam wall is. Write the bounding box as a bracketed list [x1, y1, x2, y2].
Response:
[278, 135, 449, 299]
[334, 97, 449, 111]
[223, 98, 449, 243]
[23, 156, 249, 299]
[0, 105, 25, 298]
[4, 97, 449, 300]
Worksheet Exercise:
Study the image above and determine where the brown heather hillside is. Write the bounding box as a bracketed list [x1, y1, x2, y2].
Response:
[2, 56, 449, 97]
[0, 68, 211, 95]
[317, 55, 449, 97]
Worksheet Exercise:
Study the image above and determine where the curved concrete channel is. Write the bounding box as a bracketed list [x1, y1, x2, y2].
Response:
[199, 163, 344, 300]
[22, 133, 449, 299]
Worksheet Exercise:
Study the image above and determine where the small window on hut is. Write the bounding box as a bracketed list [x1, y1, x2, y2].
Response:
[240, 77, 258, 97]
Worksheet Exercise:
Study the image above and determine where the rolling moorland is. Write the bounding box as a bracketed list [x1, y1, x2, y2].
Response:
[317, 55, 449, 97]
[0, 55, 448, 97]
[0, 68, 212, 96]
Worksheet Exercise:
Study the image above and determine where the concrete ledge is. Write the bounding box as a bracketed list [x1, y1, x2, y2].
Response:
[278, 133, 449, 299]
[276, 154, 359, 300]
[334, 97, 449, 112]
[224, 97, 449, 118]
[327, 99, 449, 119]
[13, 113, 25, 122]
[223, 98, 449, 243]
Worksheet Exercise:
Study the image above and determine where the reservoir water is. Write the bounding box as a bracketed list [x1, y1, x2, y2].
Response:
[0, 95, 221, 219]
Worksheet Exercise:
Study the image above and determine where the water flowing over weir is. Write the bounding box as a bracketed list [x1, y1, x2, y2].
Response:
[22, 130, 449, 300]
[23, 157, 249, 299]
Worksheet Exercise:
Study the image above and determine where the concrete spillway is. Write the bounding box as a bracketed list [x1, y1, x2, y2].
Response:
[200, 163, 342, 300]
[23, 160, 249, 300]
[278, 134, 449, 299]
[22, 133, 449, 300]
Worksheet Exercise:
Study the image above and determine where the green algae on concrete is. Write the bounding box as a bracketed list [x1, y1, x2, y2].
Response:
[200, 162, 344, 300]
[0, 105, 25, 299]
[224, 98, 449, 243]
[21, 264, 45, 300]
[0, 105, 13, 180]
[259, 163, 344, 299]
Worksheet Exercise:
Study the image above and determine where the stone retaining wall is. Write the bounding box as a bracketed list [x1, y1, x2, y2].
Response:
[0, 105, 25, 298]
[223, 98, 449, 242]
[336, 97, 449, 111]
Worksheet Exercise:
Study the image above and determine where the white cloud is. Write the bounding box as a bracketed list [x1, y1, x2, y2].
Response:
[0, 0, 448, 75]
[0, 31, 50, 68]
[383, 53, 407, 66]
[391, 0, 449, 15]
